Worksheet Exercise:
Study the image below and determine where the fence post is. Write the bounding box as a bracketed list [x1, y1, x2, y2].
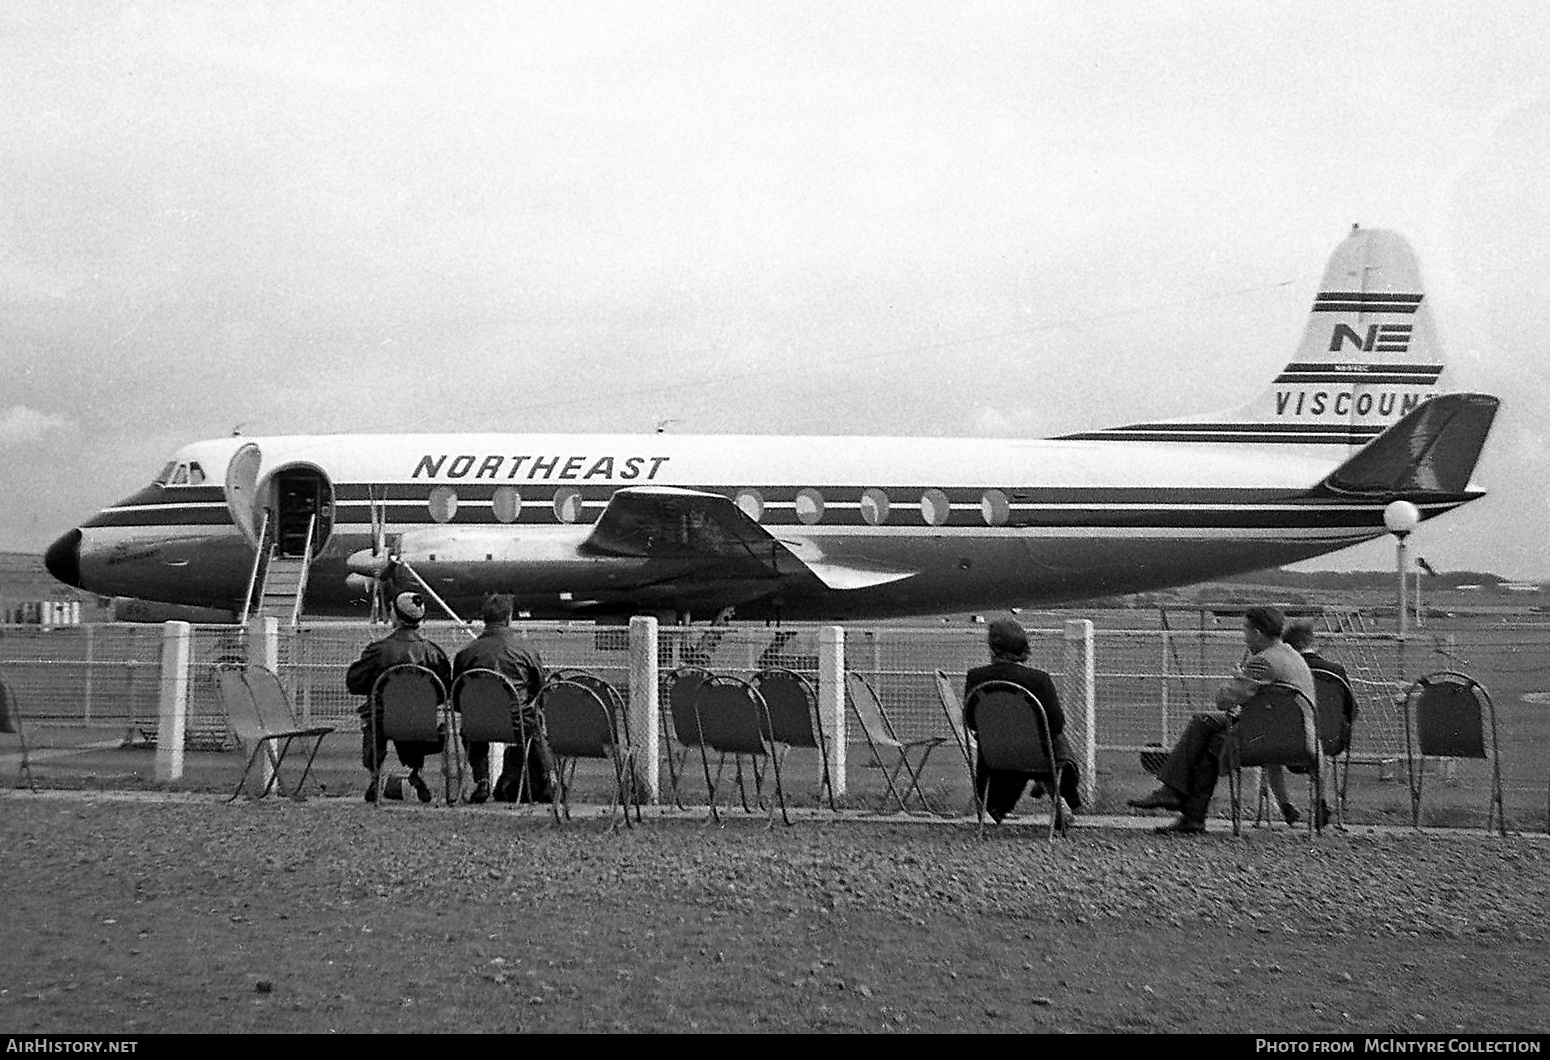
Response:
[1063, 619, 1096, 809]
[155, 621, 191, 783]
[628, 615, 660, 804]
[819, 625, 846, 797]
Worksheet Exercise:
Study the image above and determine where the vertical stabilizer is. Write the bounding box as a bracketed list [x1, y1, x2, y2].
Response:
[1063, 226, 1448, 453]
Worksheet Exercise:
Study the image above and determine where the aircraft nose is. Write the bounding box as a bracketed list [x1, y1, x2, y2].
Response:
[44, 528, 82, 588]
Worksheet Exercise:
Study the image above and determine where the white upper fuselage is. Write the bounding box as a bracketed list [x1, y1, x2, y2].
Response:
[59, 428, 1460, 621]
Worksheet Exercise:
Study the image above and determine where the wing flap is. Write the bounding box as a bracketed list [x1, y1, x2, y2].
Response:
[580, 487, 917, 591]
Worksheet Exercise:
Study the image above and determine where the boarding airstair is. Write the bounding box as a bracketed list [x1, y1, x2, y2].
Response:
[242, 514, 315, 628]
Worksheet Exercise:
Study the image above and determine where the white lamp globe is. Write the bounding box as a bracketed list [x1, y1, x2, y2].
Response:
[1383, 500, 1421, 535]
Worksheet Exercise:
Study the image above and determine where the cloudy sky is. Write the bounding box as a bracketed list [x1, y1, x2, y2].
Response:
[3, 2, 1547, 578]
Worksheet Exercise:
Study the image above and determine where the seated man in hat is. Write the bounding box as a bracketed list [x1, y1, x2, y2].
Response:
[1128, 605, 1315, 833]
[346, 590, 453, 802]
[452, 593, 554, 804]
[963, 616, 1081, 830]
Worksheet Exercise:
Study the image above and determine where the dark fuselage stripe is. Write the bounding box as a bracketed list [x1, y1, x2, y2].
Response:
[83, 494, 1465, 532]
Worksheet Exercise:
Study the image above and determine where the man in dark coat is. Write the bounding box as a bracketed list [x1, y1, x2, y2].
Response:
[345, 591, 452, 802]
[963, 616, 1080, 828]
[452, 594, 554, 804]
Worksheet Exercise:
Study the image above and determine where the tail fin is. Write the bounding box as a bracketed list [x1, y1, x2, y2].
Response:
[1062, 226, 1449, 451]
[1314, 392, 1499, 498]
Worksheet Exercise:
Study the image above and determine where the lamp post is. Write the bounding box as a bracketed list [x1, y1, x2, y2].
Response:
[1384, 500, 1421, 683]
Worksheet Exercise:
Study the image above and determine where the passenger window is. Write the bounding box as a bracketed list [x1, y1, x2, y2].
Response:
[920, 488, 950, 527]
[795, 488, 825, 525]
[981, 489, 1009, 527]
[735, 489, 764, 523]
[860, 488, 890, 526]
[554, 487, 583, 524]
[428, 486, 458, 523]
[492, 487, 521, 524]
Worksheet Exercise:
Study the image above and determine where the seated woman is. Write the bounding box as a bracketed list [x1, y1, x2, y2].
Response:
[963, 617, 1081, 827]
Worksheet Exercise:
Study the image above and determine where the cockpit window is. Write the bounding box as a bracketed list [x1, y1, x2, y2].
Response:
[170, 464, 190, 486]
[153, 461, 178, 486]
[187, 462, 206, 485]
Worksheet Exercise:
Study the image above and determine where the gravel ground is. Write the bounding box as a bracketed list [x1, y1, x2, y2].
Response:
[3, 793, 1547, 1034]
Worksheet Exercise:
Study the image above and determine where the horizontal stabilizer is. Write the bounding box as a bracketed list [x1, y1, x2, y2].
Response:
[1315, 393, 1499, 497]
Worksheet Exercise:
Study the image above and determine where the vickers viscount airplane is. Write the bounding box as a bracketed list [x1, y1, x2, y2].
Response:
[45, 227, 1500, 623]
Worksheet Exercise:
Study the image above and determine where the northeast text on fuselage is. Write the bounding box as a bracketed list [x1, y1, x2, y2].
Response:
[411, 454, 672, 481]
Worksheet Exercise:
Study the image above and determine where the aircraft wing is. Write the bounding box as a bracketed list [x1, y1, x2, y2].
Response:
[580, 486, 916, 592]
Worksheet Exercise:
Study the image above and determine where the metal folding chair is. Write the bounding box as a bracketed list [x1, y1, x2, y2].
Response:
[214, 663, 333, 802]
[692, 675, 789, 827]
[962, 680, 1066, 840]
[752, 667, 835, 810]
[0, 674, 37, 793]
[1403, 670, 1507, 835]
[369, 664, 453, 805]
[1313, 668, 1358, 827]
[451, 668, 535, 804]
[934, 669, 976, 791]
[661, 665, 712, 808]
[845, 671, 944, 815]
[546, 669, 626, 783]
[538, 678, 640, 829]
[1224, 681, 1321, 837]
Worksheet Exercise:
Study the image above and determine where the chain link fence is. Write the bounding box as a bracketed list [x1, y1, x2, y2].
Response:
[4, 614, 1546, 802]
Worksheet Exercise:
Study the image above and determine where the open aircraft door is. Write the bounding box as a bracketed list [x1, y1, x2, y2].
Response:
[223, 443, 264, 549]
[265, 465, 336, 558]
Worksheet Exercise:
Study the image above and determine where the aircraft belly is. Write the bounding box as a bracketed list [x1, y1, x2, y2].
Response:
[766, 530, 1384, 619]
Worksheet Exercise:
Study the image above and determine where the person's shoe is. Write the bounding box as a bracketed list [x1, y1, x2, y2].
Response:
[469, 780, 490, 805]
[1154, 817, 1207, 835]
[408, 771, 432, 803]
[1280, 801, 1302, 826]
[1128, 786, 1184, 812]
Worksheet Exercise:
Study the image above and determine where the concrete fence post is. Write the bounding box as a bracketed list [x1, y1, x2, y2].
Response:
[1063, 619, 1096, 808]
[819, 625, 846, 797]
[155, 621, 192, 783]
[629, 615, 660, 803]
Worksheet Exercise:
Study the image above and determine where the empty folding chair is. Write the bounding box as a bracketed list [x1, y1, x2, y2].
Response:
[451, 668, 535, 804]
[752, 667, 835, 810]
[538, 678, 640, 828]
[692, 675, 789, 827]
[0, 674, 36, 793]
[544, 668, 635, 799]
[962, 680, 1066, 840]
[1223, 682, 1321, 837]
[935, 669, 976, 793]
[370, 664, 453, 805]
[214, 663, 334, 802]
[845, 671, 945, 815]
[661, 665, 712, 808]
[1403, 670, 1506, 835]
